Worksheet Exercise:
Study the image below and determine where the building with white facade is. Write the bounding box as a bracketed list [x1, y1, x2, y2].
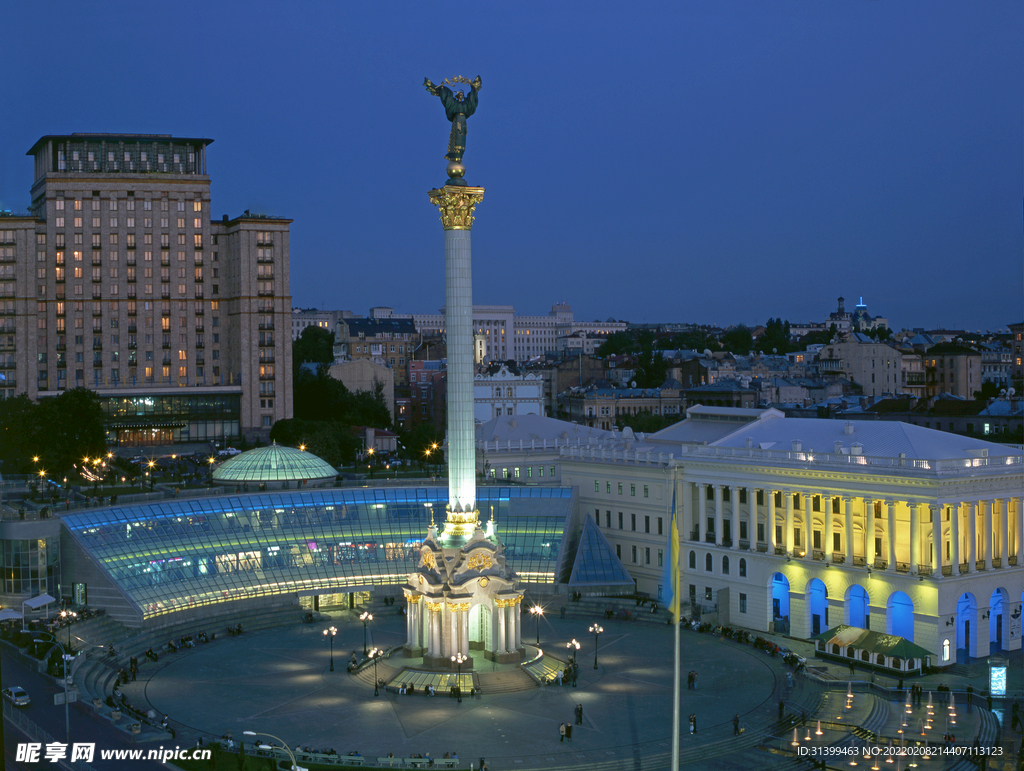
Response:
[412, 302, 627, 363]
[291, 308, 356, 341]
[473, 364, 543, 422]
[560, 409, 1023, 665]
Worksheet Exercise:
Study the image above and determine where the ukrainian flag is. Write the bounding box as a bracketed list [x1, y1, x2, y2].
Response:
[662, 489, 680, 623]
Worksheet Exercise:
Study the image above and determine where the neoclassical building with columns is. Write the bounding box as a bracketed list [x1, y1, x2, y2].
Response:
[561, 409, 1023, 666]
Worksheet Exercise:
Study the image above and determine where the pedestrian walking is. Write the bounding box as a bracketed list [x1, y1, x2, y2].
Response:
[565, 723, 573, 743]
[733, 714, 740, 735]
[575, 704, 583, 725]
[688, 714, 697, 734]
[559, 722, 566, 742]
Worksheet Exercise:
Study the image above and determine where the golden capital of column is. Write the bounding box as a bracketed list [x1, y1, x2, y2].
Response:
[429, 185, 485, 231]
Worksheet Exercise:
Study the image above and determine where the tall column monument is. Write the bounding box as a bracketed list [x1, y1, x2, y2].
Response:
[402, 75, 524, 667]
[424, 74, 485, 538]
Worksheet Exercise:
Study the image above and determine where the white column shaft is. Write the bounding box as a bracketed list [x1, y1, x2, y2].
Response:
[714, 485, 723, 546]
[785, 492, 794, 553]
[844, 497, 853, 564]
[698, 485, 707, 542]
[999, 499, 1010, 566]
[967, 501, 978, 573]
[910, 503, 920, 572]
[767, 491, 777, 551]
[950, 504, 960, 572]
[865, 498, 874, 565]
[824, 496, 833, 560]
[444, 228, 476, 513]
[931, 504, 942, 572]
[886, 501, 896, 571]
[984, 499, 993, 570]
[731, 486, 741, 549]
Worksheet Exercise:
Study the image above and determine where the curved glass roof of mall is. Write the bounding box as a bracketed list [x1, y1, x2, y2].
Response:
[60, 487, 632, 623]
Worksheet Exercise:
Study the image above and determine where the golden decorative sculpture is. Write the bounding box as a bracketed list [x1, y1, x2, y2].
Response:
[465, 552, 493, 571]
[421, 549, 437, 570]
[429, 186, 485, 231]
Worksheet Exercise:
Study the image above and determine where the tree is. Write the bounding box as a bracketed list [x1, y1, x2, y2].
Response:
[633, 348, 670, 389]
[759, 318, 794, 355]
[615, 411, 683, 434]
[292, 326, 335, 372]
[800, 323, 838, 347]
[721, 326, 753, 354]
[596, 331, 633, 357]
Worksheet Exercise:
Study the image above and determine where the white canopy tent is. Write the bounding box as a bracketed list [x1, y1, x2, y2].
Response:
[21, 593, 56, 631]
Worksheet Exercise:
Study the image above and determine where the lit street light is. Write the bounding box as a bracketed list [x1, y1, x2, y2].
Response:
[61, 609, 78, 651]
[34, 633, 73, 743]
[589, 624, 603, 669]
[323, 626, 337, 671]
[243, 730, 306, 771]
[529, 605, 544, 646]
[566, 639, 580, 687]
[369, 647, 381, 697]
[359, 611, 373, 655]
[451, 652, 467, 703]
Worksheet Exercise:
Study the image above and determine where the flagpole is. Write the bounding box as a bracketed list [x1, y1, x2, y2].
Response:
[669, 466, 680, 771]
[672, 602, 680, 771]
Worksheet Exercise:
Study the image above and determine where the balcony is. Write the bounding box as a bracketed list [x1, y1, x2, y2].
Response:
[162, 343, 171, 349]
[257, 290, 275, 297]
[259, 373, 275, 381]
[92, 344, 103, 351]
[831, 553, 845, 564]
[260, 339, 275, 347]
[852, 555, 866, 566]
[873, 558, 888, 570]
[258, 323, 274, 330]
[895, 562, 910, 573]
[196, 342, 204, 349]
[128, 343, 136, 350]
[917, 564, 933, 577]
[704, 534, 716, 544]
[128, 325, 137, 333]
[812, 549, 825, 561]
[738, 539, 750, 550]
[259, 356, 275, 365]
[195, 357, 205, 366]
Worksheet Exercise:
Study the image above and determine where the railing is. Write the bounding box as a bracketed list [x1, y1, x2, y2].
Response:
[976, 560, 986, 571]
[852, 555, 866, 566]
[941, 565, 952, 576]
[831, 553, 846, 564]
[774, 546, 786, 556]
[738, 539, 750, 549]
[689, 529, 699, 541]
[671, 442, 1024, 475]
[721, 538, 732, 548]
[812, 549, 825, 561]
[895, 561, 910, 573]
[873, 558, 887, 570]
[755, 543, 768, 553]
[704, 534, 715, 544]
[992, 557, 1001, 568]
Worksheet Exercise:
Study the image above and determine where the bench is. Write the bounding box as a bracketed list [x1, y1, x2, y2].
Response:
[376, 759, 401, 768]
[437, 760, 460, 768]
[406, 759, 430, 768]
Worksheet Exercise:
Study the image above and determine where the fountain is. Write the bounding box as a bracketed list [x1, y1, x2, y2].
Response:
[816, 720, 823, 736]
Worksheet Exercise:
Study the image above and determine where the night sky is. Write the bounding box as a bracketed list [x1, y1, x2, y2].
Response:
[1, 2, 1020, 333]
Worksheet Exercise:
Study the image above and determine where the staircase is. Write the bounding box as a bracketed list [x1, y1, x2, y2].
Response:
[477, 667, 537, 694]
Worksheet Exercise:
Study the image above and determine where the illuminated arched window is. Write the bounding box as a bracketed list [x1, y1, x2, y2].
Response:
[942, 639, 950, 661]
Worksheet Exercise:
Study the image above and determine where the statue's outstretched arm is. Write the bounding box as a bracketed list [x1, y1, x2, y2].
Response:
[471, 76, 482, 91]
[424, 77, 440, 96]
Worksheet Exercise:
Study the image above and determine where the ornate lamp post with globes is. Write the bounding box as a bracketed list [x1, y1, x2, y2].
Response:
[369, 647, 381, 697]
[359, 611, 373, 655]
[530, 605, 544, 645]
[589, 623, 603, 669]
[323, 625, 337, 671]
[452, 652, 467, 703]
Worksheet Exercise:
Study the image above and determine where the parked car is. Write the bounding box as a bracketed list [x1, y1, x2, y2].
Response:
[3, 687, 30, 707]
[218, 447, 242, 457]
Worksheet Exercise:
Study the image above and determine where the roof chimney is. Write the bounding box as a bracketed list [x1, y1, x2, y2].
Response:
[792, 439, 802, 452]
[834, 441, 843, 454]
[844, 422, 855, 435]
[850, 442, 862, 455]
[744, 437, 753, 449]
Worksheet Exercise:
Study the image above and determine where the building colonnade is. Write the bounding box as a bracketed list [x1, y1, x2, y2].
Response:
[676, 479, 1022, 577]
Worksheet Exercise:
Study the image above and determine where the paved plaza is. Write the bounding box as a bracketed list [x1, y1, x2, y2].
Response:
[119, 612, 788, 768]
[113, 610, 1021, 770]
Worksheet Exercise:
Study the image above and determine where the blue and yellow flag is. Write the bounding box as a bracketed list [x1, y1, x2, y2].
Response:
[662, 489, 680, 623]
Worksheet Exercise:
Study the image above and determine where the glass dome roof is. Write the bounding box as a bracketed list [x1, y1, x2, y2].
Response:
[212, 443, 337, 484]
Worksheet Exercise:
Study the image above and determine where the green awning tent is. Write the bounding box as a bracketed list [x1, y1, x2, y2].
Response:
[810, 624, 932, 661]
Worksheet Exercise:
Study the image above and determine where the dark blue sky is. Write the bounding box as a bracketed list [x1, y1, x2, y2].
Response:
[2, 2, 1020, 332]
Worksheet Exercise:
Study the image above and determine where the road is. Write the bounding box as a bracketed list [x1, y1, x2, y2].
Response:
[2, 651, 186, 770]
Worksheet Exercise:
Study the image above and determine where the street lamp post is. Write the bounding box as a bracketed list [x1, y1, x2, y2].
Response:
[61, 609, 78, 652]
[243, 730, 305, 771]
[359, 611, 373, 656]
[530, 605, 544, 646]
[451, 652, 467, 703]
[589, 624, 603, 669]
[34, 634, 72, 743]
[323, 626, 337, 671]
[369, 647, 381, 697]
[567, 639, 580, 686]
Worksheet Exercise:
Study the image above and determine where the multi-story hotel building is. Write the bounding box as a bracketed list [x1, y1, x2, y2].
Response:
[0, 133, 292, 444]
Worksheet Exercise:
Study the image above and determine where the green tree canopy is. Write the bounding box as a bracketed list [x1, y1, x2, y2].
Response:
[721, 325, 753, 354]
[292, 325, 335, 371]
[0, 388, 106, 476]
